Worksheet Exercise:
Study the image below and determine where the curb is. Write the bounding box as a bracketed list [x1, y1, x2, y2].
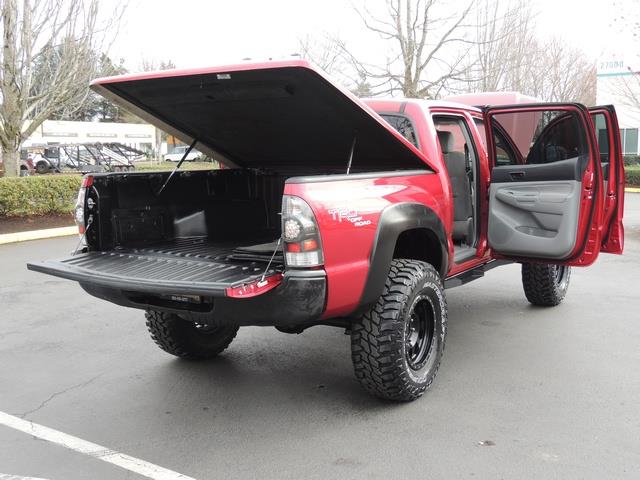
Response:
[626, 187, 640, 193]
[0, 226, 77, 245]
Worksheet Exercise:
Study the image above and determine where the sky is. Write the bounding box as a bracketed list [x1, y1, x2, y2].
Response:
[107, 0, 622, 73]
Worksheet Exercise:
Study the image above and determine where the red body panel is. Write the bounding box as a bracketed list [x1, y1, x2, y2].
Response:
[362, 99, 494, 277]
[285, 172, 448, 318]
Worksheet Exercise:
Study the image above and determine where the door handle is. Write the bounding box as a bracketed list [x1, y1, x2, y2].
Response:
[509, 171, 526, 180]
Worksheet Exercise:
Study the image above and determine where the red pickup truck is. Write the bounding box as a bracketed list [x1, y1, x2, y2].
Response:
[29, 61, 625, 401]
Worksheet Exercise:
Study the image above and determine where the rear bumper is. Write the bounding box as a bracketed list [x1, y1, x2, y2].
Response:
[80, 270, 327, 328]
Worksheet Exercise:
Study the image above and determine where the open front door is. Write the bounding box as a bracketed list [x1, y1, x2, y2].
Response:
[589, 105, 625, 254]
[485, 104, 604, 266]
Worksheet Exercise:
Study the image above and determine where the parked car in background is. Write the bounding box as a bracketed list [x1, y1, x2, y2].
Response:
[164, 145, 202, 162]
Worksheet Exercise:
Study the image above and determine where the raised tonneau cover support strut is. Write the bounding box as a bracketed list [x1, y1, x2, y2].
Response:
[156, 138, 198, 195]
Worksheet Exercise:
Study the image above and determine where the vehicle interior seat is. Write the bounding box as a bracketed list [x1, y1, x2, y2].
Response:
[437, 130, 474, 244]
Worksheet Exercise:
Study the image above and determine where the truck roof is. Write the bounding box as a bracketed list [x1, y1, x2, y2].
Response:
[363, 97, 482, 114]
[444, 91, 540, 107]
[364, 92, 540, 114]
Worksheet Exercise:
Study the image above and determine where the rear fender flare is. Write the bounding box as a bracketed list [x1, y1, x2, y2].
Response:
[353, 203, 448, 316]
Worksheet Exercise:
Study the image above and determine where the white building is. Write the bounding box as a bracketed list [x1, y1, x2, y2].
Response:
[23, 120, 156, 153]
[596, 54, 640, 156]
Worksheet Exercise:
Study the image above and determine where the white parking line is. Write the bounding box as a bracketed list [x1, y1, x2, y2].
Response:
[0, 412, 197, 480]
[0, 474, 51, 480]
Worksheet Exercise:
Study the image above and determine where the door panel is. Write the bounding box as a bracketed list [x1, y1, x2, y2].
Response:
[485, 104, 603, 265]
[490, 178, 580, 258]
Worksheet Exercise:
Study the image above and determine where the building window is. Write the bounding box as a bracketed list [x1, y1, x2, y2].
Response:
[620, 128, 639, 155]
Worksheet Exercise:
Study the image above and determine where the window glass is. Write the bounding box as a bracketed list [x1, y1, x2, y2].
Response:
[490, 110, 587, 165]
[474, 118, 518, 166]
[474, 118, 487, 150]
[380, 114, 419, 148]
[623, 128, 638, 155]
[592, 113, 610, 162]
[433, 115, 477, 188]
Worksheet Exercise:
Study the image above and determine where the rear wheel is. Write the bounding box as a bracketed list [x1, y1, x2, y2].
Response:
[350, 259, 447, 401]
[521, 263, 571, 306]
[145, 310, 238, 359]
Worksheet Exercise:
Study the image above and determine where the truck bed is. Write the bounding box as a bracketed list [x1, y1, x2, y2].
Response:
[27, 237, 283, 296]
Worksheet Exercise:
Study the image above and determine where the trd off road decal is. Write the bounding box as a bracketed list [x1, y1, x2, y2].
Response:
[327, 207, 372, 227]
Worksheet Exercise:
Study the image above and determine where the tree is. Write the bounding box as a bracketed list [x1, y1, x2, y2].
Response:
[605, 0, 640, 114]
[467, 0, 536, 92]
[51, 54, 130, 122]
[538, 38, 596, 105]
[298, 34, 373, 97]
[611, 73, 640, 113]
[139, 58, 176, 72]
[298, 34, 344, 75]
[0, 0, 124, 177]
[343, 0, 475, 98]
[463, 1, 595, 104]
[138, 58, 177, 162]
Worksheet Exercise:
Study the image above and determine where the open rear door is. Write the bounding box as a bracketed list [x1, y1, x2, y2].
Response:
[589, 105, 625, 254]
[485, 104, 604, 266]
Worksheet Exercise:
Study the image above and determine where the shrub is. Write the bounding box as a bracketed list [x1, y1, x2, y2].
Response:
[624, 155, 640, 166]
[0, 174, 82, 217]
[625, 166, 640, 186]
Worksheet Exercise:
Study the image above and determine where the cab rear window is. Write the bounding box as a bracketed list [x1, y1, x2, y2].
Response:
[380, 114, 419, 148]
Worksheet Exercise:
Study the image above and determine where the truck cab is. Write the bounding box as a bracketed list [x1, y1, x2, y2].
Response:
[365, 96, 624, 275]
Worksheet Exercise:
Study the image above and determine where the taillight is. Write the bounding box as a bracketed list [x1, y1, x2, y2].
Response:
[74, 175, 93, 234]
[281, 195, 323, 267]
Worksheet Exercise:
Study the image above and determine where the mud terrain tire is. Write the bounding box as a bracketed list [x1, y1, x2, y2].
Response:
[145, 310, 238, 359]
[351, 259, 447, 401]
[521, 263, 571, 306]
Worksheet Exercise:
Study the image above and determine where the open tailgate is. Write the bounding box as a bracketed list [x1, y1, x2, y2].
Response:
[27, 240, 282, 296]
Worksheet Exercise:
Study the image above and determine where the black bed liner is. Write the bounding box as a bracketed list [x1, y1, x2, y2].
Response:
[27, 237, 283, 296]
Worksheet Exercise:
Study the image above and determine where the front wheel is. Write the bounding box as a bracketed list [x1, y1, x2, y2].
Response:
[145, 310, 238, 359]
[521, 263, 571, 306]
[350, 259, 447, 401]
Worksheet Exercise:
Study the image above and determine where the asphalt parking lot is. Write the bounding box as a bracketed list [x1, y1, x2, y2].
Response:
[1, 193, 639, 480]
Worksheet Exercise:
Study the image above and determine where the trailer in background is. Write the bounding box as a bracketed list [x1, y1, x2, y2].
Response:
[24, 143, 147, 174]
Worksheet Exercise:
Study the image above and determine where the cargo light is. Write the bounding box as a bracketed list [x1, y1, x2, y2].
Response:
[281, 195, 324, 267]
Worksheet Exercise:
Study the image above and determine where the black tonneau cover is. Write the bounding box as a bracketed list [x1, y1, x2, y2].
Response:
[90, 60, 431, 173]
